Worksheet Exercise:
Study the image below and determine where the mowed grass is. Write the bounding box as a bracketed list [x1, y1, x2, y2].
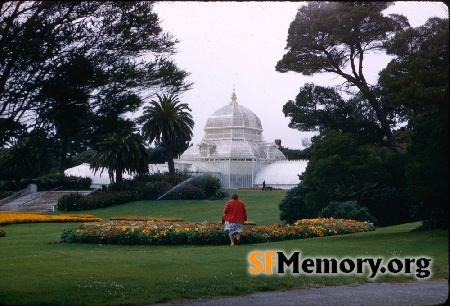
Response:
[0, 190, 448, 305]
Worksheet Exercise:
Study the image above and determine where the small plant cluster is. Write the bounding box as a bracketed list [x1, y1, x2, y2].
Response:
[57, 173, 226, 211]
[0, 212, 102, 225]
[60, 218, 375, 246]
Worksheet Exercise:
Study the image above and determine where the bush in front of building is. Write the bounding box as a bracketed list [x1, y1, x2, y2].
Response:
[57, 190, 137, 211]
[190, 175, 223, 199]
[56, 173, 226, 211]
[32, 173, 92, 191]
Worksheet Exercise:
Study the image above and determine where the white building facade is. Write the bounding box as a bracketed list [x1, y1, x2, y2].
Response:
[65, 90, 308, 189]
[178, 90, 306, 189]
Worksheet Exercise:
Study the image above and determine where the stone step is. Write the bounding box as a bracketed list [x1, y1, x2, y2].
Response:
[0, 191, 91, 212]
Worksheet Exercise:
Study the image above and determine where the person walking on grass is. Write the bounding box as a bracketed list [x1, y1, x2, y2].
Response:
[223, 193, 247, 246]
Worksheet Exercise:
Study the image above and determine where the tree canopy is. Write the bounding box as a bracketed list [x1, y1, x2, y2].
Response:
[276, 1, 409, 152]
[90, 124, 148, 183]
[139, 93, 194, 175]
[277, 2, 448, 229]
[0, 1, 192, 146]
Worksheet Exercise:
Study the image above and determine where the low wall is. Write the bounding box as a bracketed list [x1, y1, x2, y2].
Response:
[0, 184, 36, 205]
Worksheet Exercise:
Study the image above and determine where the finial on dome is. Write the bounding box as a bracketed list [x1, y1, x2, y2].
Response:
[230, 88, 238, 105]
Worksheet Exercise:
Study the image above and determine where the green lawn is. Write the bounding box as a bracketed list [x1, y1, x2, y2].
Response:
[0, 190, 448, 305]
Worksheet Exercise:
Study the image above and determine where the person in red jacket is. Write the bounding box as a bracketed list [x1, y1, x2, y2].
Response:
[223, 193, 247, 245]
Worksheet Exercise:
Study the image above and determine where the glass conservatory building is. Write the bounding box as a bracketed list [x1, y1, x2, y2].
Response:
[64, 90, 308, 189]
[179, 90, 303, 189]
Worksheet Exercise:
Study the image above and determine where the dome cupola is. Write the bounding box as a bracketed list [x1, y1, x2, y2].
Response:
[203, 89, 263, 141]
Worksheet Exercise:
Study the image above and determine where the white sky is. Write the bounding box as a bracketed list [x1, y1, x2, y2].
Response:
[153, 1, 449, 150]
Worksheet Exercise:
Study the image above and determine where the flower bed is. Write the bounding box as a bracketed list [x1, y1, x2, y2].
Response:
[110, 216, 186, 222]
[60, 218, 375, 246]
[0, 212, 103, 225]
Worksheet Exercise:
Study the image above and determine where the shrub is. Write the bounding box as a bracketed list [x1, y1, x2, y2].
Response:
[318, 201, 377, 224]
[161, 183, 206, 200]
[136, 173, 224, 200]
[135, 171, 191, 186]
[57, 193, 87, 211]
[32, 173, 92, 190]
[279, 183, 316, 224]
[136, 181, 170, 200]
[190, 175, 222, 198]
[357, 187, 418, 226]
[57, 190, 137, 211]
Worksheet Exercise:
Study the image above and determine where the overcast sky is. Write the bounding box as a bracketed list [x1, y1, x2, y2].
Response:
[153, 1, 448, 150]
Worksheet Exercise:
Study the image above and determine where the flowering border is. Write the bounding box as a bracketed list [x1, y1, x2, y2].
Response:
[61, 218, 375, 245]
[110, 216, 186, 222]
[0, 212, 103, 225]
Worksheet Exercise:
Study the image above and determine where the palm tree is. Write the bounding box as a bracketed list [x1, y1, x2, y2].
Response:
[90, 128, 148, 183]
[139, 93, 194, 175]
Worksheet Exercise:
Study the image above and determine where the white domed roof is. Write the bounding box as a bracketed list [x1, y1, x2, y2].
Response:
[180, 89, 286, 162]
[204, 90, 263, 133]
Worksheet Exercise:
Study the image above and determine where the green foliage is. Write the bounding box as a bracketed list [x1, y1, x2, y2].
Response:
[57, 190, 136, 211]
[282, 84, 385, 145]
[280, 147, 310, 160]
[276, 2, 409, 152]
[190, 175, 223, 198]
[380, 18, 448, 115]
[32, 173, 92, 191]
[302, 131, 391, 211]
[414, 219, 447, 231]
[57, 173, 224, 211]
[70, 150, 94, 167]
[147, 146, 167, 164]
[56, 193, 87, 211]
[91, 127, 149, 182]
[0, 131, 55, 183]
[136, 181, 171, 201]
[1, 2, 192, 147]
[135, 171, 191, 185]
[38, 53, 95, 172]
[318, 201, 377, 224]
[139, 93, 194, 175]
[161, 183, 206, 200]
[357, 187, 418, 227]
[279, 183, 316, 224]
[379, 17, 449, 229]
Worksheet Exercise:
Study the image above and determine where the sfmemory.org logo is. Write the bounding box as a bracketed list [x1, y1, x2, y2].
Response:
[248, 251, 432, 279]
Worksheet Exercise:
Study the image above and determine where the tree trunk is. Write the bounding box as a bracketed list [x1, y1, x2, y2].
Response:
[116, 165, 123, 182]
[359, 85, 406, 154]
[166, 142, 175, 175]
[59, 134, 68, 173]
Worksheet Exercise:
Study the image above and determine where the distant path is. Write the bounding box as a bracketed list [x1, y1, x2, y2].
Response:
[152, 280, 449, 306]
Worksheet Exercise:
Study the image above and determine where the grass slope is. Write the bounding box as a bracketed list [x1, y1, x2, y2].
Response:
[0, 190, 448, 305]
